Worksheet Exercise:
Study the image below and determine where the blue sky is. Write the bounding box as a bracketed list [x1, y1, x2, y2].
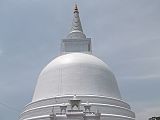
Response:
[0, 0, 160, 120]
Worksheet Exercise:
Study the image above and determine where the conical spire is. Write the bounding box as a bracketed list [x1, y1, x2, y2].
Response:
[67, 4, 86, 39]
[62, 4, 91, 54]
[70, 4, 83, 33]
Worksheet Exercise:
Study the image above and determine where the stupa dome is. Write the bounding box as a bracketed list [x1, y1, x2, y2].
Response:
[19, 4, 135, 120]
[32, 53, 121, 102]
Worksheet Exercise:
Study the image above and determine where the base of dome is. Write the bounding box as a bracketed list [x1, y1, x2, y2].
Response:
[20, 95, 135, 120]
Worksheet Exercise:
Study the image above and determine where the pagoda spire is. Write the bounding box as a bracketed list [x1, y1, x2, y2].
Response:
[62, 4, 91, 53]
[70, 4, 83, 33]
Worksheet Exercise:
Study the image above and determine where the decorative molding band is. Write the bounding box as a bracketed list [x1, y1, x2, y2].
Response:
[25, 95, 129, 108]
[21, 102, 132, 116]
[101, 114, 135, 120]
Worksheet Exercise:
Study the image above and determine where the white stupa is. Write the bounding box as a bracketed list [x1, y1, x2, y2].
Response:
[20, 4, 135, 120]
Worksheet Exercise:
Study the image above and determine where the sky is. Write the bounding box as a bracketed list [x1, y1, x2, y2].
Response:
[0, 0, 160, 120]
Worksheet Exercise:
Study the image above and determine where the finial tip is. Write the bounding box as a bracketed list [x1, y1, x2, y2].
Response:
[74, 3, 78, 13]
